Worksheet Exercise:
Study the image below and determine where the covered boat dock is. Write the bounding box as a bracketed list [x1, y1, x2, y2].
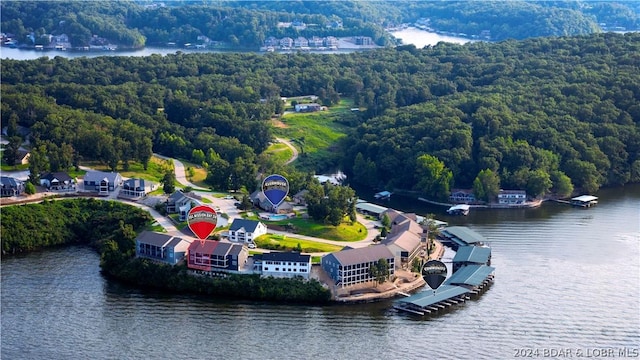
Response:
[452, 245, 492, 271]
[438, 226, 488, 250]
[570, 195, 598, 207]
[393, 285, 471, 316]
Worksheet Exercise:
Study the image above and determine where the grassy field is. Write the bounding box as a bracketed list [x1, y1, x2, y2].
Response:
[262, 142, 294, 165]
[272, 98, 357, 170]
[83, 156, 174, 183]
[254, 234, 343, 253]
[178, 158, 208, 188]
[270, 217, 367, 242]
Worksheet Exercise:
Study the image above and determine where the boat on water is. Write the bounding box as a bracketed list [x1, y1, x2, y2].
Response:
[447, 204, 470, 216]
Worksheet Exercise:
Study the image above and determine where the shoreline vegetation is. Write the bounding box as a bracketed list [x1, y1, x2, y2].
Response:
[0, 199, 332, 304]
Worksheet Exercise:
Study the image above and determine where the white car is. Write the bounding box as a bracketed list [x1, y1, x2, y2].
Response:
[247, 243, 256, 249]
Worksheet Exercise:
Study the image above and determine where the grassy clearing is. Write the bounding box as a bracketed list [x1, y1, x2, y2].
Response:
[254, 234, 343, 253]
[263, 142, 294, 165]
[271, 217, 367, 242]
[178, 159, 208, 188]
[0, 163, 29, 172]
[83, 156, 174, 183]
[272, 98, 357, 169]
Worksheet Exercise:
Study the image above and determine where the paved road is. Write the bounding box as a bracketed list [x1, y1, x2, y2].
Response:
[275, 137, 299, 165]
[153, 153, 208, 191]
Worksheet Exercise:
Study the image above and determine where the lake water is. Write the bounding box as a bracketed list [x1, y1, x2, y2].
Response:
[2, 184, 639, 359]
[0, 28, 471, 61]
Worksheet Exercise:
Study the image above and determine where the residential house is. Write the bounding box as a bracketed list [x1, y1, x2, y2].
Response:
[293, 36, 309, 48]
[166, 191, 194, 221]
[187, 240, 248, 272]
[321, 245, 395, 288]
[279, 37, 293, 48]
[449, 189, 476, 203]
[16, 149, 30, 165]
[250, 190, 291, 213]
[228, 219, 267, 244]
[264, 36, 279, 47]
[40, 172, 76, 191]
[121, 178, 156, 198]
[136, 231, 192, 265]
[308, 36, 324, 47]
[83, 171, 122, 194]
[355, 36, 374, 46]
[292, 190, 309, 205]
[261, 251, 312, 279]
[382, 214, 426, 268]
[0, 176, 24, 197]
[324, 36, 339, 48]
[497, 189, 527, 205]
[294, 103, 322, 112]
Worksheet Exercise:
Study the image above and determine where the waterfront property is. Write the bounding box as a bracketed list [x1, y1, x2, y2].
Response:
[449, 189, 476, 203]
[355, 200, 388, 218]
[0, 176, 25, 197]
[83, 171, 122, 195]
[447, 204, 470, 216]
[497, 189, 527, 205]
[187, 240, 248, 272]
[259, 251, 312, 279]
[452, 245, 491, 272]
[438, 226, 487, 251]
[228, 219, 267, 244]
[571, 195, 598, 207]
[382, 214, 426, 268]
[135, 231, 192, 265]
[321, 245, 395, 288]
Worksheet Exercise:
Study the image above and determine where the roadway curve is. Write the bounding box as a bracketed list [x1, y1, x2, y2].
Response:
[154, 153, 208, 191]
[275, 137, 299, 165]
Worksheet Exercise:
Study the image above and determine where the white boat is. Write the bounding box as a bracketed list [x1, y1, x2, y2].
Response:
[447, 204, 470, 216]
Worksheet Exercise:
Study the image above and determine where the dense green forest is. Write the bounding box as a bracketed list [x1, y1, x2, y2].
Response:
[0, 198, 153, 254]
[2, 33, 639, 198]
[1, 1, 638, 49]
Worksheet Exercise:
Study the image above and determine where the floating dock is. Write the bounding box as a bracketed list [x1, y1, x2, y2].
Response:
[447, 204, 470, 216]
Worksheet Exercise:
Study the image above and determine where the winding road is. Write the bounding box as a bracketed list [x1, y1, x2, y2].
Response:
[275, 137, 299, 165]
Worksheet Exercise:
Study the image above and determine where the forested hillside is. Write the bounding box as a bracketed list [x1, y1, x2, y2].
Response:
[2, 1, 638, 49]
[2, 33, 639, 198]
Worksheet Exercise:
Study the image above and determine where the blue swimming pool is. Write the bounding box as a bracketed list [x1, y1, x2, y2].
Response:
[269, 214, 288, 221]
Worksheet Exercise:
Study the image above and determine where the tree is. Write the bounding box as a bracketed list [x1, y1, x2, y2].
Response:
[381, 213, 391, 229]
[24, 182, 36, 195]
[2, 136, 22, 167]
[28, 144, 49, 185]
[526, 169, 552, 198]
[161, 171, 176, 194]
[369, 258, 390, 285]
[473, 169, 501, 202]
[551, 171, 574, 197]
[414, 154, 453, 202]
[240, 194, 252, 210]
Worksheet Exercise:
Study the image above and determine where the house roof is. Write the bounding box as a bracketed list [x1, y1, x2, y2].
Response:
[327, 245, 394, 267]
[262, 251, 310, 263]
[1, 176, 22, 188]
[41, 172, 73, 183]
[229, 219, 264, 233]
[388, 216, 424, 236]
[84, 170, 121, 184]
[355, 202, 388, 215]
[168, 191, 188, 202]
[137, 231, 188, 248]
[383, 229, 422, 252]
[188, 240, 244, 257]
[123, 178, 148, 190]
[293, 190, 308, 198]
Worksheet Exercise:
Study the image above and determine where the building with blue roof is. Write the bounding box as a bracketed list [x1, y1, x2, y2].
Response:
[452, 245, 492, 272]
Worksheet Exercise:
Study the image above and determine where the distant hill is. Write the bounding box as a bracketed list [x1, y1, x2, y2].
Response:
[1, 1, 638, 49]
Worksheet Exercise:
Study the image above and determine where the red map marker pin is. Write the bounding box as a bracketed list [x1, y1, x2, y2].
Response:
[187, 205, 218, 241]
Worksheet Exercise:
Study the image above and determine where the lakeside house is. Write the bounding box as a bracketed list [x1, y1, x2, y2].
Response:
[135, 231, 192, 265]
[449, 189, 476, 203]
[497, 189, 527, 205]
[228, 219, 267, 244]
[258, 251, 312, 279]
[382, 214, 426, 268]
[83, 170, 122, 195]
[321, 245, 396, 288]
[187, 240, 248, 273]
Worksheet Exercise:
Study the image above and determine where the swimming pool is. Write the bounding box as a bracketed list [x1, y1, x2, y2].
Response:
[269, 214, 288, 221]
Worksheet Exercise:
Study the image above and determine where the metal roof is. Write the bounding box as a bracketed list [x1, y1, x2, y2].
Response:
[445, 265, 495, 287]
[452, 246, 491, 264]
[355, 202, 388, 215]
[396, 285, 470, 308]
[327, 245, 394, 267]
[262, 251, 310, 263]
[571, 195, 598, 202]
[442, 226, 487, 244]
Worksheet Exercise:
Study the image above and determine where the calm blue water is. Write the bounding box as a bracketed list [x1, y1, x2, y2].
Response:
[2, 185, 639, 359]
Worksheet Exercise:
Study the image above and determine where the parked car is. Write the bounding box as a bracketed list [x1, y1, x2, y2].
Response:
[247, 243, 256, 249]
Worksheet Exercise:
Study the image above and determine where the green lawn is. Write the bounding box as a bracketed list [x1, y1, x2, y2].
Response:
[270, 217, 367, 242]
[83, 156, 173, 183]
[0, 163, 28, 172]
[263, 142, 294, 165]
[272, 98, 357, 169]
[254, 234, 343, 253]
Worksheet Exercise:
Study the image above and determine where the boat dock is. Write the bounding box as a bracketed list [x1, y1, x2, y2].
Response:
[447, 204, 470, 215]
[394, 226, 494, 316]
[551, 195, 599, 208]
